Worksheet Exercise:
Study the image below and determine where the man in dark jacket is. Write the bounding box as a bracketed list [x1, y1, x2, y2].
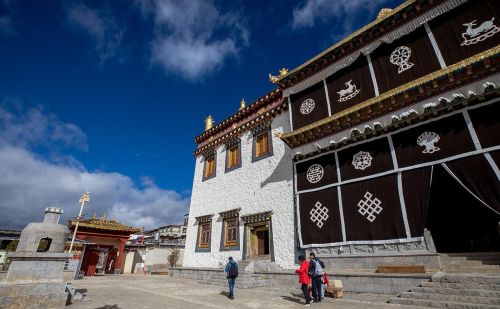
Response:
[308, 252, 323, 303]
[224, 257, 238, 300]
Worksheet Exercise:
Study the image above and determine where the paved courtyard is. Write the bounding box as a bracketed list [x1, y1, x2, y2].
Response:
[66, 274, 428, 309]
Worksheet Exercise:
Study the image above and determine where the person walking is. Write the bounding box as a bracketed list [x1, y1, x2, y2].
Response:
[308, 252, 325, 303]
[224, 257, 238, 300]
[295, 255, 312, 306]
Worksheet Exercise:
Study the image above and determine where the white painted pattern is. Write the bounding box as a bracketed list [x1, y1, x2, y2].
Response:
[357, 192, 383, 222]
[310, 201, 329, 228]
[390, 46, 414, 74]
[306, 164, 324, 183]
[300, 98, 315, 114]
[337, 80, 360, 102]
[416, 131, 441, 154]
[461, 17, 500, 46]
[352, 151, 373, 170]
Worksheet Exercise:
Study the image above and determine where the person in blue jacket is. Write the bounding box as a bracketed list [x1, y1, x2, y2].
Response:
[224, 256, 238, 300]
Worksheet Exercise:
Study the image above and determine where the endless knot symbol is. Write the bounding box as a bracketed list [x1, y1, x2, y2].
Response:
[416, 131, 441, 154]
[300, 98, 315, 115]
[310, 201, 329, 228]
[352, 151, 372, 170]
[306, 164, 324, 183]
[357, 192, 383, 222]
[390, 46, 414, 74]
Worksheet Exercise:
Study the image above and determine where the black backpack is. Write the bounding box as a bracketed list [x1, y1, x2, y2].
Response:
[228, 263, 238, 278]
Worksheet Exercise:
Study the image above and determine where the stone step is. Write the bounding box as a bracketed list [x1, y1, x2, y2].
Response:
[442, 252, 500, 257]
[441, 259, 486, 265]
[432, 274, 500, 284]
[390, 297, 500, 309]
[443, 266, 500, 273]
[411, 287, 500, 298]
[420, 281, 500, 291]
[399, 292, 500, 305]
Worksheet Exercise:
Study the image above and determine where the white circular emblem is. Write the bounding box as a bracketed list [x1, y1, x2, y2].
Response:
[306, 164, 324, 183]
[390, 46, 414, 73]
[352, 151, 373, 170]
[300, 99, 315, 115]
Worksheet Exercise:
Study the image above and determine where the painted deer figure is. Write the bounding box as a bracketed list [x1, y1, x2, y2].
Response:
[338, 80, 355, 97]
[463, 17, 495, 38]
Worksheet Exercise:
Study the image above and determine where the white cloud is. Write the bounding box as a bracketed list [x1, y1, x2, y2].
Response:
[140, 0, 249, 80]
[65, 3, 124, 62]
[0, 100, 189, 230]
[292, 0, 389, 34]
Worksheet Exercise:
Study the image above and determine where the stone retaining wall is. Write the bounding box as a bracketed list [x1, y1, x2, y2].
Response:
[169, 267, 432, 294]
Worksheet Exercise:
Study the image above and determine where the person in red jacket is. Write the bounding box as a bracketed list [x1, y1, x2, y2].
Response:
[295, 255, 312, 306]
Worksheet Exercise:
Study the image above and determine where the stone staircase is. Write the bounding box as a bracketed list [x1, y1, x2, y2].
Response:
[439, 253, 500, 273]
[389, 272, 500, 308]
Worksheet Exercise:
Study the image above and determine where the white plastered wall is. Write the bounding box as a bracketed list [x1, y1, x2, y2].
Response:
[183, 111, 297, 269]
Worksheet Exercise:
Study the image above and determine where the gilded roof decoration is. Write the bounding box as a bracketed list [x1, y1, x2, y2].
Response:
[68, 217, 141, 233]
[377, 8, 393, 19]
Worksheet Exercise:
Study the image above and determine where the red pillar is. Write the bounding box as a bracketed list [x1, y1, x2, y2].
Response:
[116, 239, 126, 274]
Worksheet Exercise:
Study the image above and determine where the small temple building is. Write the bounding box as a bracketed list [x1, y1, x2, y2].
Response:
[68, 214, 140, 276]
[183, 0, 500, 276]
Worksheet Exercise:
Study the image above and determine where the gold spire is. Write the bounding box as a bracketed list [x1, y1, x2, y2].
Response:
[239, 98, 246, 111]
[205, 115, 213, 131]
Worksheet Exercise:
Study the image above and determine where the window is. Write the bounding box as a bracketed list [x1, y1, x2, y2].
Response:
[255, 132, 269, 157]
[225, 141, 241, 172]
[252, 129, 273, 162]
[228, 145, 239, 168]
[198, 223, 211, 248]
[224, 218, 238, 247]
[203, 154, 216, 180]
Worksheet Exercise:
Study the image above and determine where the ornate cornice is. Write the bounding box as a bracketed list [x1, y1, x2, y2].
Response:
[219, 208, 241, 219]
[195, 89, 281, 144]
[194, 96, 287, 156]
[281, 46, 500, 148]
[240, 211, 273, 224]
[195, 214, 214, 223]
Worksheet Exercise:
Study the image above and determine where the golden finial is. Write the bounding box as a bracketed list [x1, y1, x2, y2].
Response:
[268, 68, 288, 84]
[239, 98, 246, 111]
[377, 8, 393, 19]
[205, 115, 213, 131]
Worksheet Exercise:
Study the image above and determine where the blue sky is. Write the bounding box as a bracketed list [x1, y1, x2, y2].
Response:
[0, 0, 402, 229]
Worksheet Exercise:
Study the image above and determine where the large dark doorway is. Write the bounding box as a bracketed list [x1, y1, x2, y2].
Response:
[256, 229, 270, 256]
[425, 165, 500, 253]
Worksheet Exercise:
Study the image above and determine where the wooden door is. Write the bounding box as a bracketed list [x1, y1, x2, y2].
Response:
[256, 230, 269, 256]
[82, 248, 100, 276]
[106, 249, 118, 274]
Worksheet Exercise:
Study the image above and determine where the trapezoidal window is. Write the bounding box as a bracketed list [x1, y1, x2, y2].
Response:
[255, 131, 269, 158]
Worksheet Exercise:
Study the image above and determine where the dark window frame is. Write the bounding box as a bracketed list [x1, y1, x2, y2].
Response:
[195, 221, 212, 252]
[225, 140, 242, 173]
[252, 128, 273, 162]
[202, 153, 217, 181]
[220, 217, 240, 251]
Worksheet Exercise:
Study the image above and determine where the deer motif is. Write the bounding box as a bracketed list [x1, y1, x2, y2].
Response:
[337, 80, 360, 102]
[461, 17, 499, 46]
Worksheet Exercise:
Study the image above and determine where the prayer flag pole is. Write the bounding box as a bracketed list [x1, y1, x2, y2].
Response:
[69, 192, 90, 253]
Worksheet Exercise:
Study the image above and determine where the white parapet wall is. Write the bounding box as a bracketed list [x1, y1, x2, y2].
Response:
[183, 111, 296, 269]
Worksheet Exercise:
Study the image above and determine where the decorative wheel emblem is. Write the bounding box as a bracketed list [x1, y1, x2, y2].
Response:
[300, 98, 315, 115]
[461, 17, 500, 46]
[306, 164, 324, 183]
[310, 201, 329, 228]
[337, 80, 360, 102]
[390, 46, 414, 74]
[357, 192, 383, 222]
[352, 151, 372, 170]
[416, 131, 441, 154]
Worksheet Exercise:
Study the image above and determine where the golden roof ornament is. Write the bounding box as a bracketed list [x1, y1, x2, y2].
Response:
[239, 98, 246, 111]
[377, 8, 393, 19]
[205, 115, 213, 131]
[268, 68, 288, 83]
